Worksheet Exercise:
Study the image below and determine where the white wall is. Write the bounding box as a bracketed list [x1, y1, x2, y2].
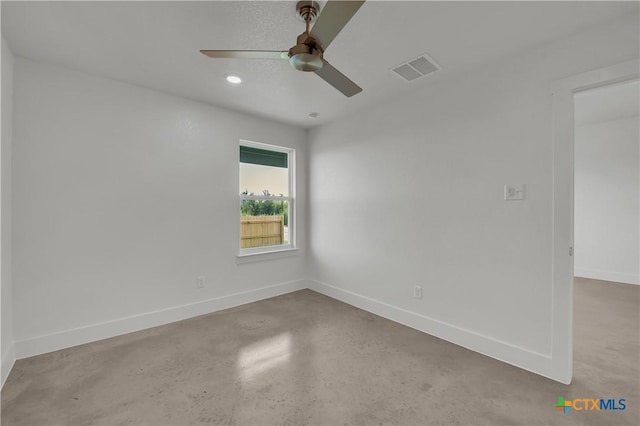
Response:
[307, 13, 639, 382]
[1, 36, 15, 387]
[12, 57, 308, 357]
[574, 115, 639, 284]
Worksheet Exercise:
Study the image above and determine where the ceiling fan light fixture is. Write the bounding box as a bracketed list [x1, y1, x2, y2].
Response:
[289, 52, 323, 72]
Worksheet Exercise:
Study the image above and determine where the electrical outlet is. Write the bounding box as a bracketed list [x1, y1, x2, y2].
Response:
[414, 285, 423, 299]
[197, 276, 205, 289]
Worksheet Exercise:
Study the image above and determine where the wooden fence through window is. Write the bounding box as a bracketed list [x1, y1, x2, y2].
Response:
[240, 215, 284, 248]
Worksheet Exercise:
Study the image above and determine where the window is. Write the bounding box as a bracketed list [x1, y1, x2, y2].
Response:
[239, 141, 295, 255]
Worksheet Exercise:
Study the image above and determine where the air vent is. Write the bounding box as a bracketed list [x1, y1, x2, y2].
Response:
[391, 53, 441, 82]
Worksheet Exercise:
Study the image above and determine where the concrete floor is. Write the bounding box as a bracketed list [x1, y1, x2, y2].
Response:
[1, 277, 638, 425]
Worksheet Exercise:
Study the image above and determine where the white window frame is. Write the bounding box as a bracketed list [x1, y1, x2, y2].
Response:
[238, 140, 296, 257]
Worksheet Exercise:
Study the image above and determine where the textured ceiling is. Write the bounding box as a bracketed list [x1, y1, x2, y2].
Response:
[2, 1, 638, 128]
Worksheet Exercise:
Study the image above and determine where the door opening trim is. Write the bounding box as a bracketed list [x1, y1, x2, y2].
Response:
[550, 60, 639, 384]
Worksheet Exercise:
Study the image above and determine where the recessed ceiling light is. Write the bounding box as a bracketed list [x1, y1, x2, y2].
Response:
[308, 112, 320, 119]
[225, 74, 242, 84]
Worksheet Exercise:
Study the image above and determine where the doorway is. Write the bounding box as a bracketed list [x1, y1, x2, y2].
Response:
[571, 79, 639, 399]
[573, 79, 639, 285]
[550, 60, 639, 384]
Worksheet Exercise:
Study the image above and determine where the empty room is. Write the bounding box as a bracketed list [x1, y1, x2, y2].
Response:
[1, 1, 639, 425]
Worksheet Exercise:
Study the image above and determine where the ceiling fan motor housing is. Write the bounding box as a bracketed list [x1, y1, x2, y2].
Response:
[289, 32, 324, 72]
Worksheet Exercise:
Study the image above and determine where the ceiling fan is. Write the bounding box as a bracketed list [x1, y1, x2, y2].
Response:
[200, 1, 365, 97]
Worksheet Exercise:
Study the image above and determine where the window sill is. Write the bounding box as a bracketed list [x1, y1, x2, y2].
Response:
[236, 247, 299, 264]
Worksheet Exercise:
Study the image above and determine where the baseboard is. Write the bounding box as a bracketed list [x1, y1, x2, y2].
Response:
[15, 280, 307, 359]
[308, 280, 567, 383]
[575, 268, 639, 285]
[1, 342, 16, 389]
[11, 279, 568, 383]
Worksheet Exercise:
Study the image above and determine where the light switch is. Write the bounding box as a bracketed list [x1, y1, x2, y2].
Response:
[504, 184, 525, 201]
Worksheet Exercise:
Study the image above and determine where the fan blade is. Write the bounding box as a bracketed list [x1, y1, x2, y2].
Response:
[310, 0, 365, 49]
[314, 59, 362, 97]
[200, 50, 288, 60]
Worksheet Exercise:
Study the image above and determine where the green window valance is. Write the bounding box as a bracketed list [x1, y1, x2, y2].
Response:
[240, 146, 288, 168]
